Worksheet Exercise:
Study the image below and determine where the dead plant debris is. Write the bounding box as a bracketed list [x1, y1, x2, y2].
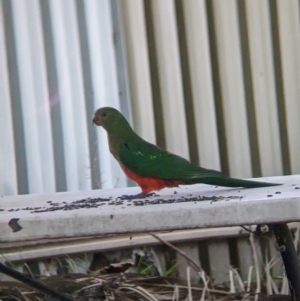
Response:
[0, 272, 288, 301]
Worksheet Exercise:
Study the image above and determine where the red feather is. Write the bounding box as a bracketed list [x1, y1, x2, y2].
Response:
[121, 164, 184, 194]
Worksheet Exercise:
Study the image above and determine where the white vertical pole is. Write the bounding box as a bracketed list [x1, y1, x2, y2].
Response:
[49, 0, 91, 191]
[151, 0, 190, 159]
[121, 0, 156, 144]
[182, 0, 221, 170]
[245, 0, 283, 176]
[276, 0, 300, 174]
[11, 0, 55, 193]
[84, 0, 127, 189]
[0, 1, 17, 195]
[212, 0, 252, 177]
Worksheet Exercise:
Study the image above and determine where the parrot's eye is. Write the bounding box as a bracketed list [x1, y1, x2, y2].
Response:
[102, 112, 108, 117]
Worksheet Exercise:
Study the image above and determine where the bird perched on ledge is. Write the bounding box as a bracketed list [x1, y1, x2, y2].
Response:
[92, 107, 280, 197]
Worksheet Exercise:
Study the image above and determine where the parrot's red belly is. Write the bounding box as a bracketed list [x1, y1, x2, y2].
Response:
[121, 164, 184, 194]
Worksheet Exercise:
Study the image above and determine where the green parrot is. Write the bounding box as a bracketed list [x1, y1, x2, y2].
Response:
[92, 107, 280, 196]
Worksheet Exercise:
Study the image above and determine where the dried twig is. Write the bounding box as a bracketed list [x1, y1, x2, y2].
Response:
[249, 234, 260, 301]
[148, 232, 203, 274]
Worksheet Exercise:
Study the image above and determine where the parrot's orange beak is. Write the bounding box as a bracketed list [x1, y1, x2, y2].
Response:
[92, 115, 101, 126]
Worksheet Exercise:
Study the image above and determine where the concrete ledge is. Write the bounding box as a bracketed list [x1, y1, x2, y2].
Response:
[0, 175, 299, 243]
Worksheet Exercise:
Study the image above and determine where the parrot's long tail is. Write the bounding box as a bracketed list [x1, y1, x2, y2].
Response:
[197, 177, 281, 188]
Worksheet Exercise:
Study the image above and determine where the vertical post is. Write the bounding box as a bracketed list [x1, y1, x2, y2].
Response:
[273, 223, 300, 300]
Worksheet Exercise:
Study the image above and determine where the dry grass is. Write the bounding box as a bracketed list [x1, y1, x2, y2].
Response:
[1, 226, 299, 301]
[0, 271, 284, 301]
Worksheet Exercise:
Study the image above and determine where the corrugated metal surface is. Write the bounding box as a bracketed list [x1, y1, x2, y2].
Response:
[121, 0, 300, 178]
[1, 0, 299, 196]
[0, 0, 131, 195]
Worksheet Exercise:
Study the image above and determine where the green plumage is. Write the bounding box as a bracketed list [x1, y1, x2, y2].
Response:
[93, 107, 280, 190]
[119, 136, 279, 188]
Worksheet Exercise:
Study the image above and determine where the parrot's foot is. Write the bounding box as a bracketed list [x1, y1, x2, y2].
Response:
[118, 192, 156, 200]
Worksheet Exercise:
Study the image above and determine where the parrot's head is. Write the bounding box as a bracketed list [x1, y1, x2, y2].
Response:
[92, 107, 132, 135]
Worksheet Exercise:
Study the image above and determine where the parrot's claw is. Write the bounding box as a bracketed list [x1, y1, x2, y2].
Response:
[118, 192, 156, 200]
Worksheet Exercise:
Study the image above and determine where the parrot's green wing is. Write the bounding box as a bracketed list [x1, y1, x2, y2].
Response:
[119, 139, 222, 181]
[118, 138, 280, 188]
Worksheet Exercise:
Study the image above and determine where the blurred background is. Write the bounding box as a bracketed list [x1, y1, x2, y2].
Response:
[0, 0, 299, 196]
